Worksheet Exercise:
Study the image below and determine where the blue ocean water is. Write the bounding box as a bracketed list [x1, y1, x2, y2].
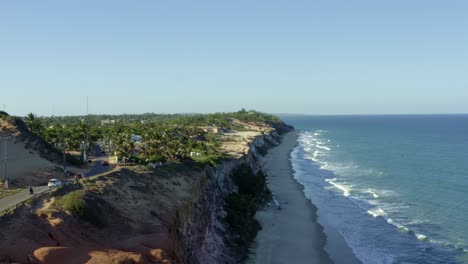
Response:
[281, 115, 468, 264]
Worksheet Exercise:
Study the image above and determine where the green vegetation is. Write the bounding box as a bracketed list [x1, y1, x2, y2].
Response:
[56, 190, 87, 217]
[24, 113, 44, 135]
[225, 164, 272, 253]
[256, 145, 269, 156]
[40, 109, 282, 128]
[2, 109, 289, 167]
[55, 190, 103, 226]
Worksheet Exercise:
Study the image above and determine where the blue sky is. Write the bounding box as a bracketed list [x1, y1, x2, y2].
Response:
[1, 0, 467, 116]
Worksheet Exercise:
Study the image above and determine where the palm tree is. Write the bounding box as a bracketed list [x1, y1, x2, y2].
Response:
[113, 132, 135, 159]
[24, 113, 43, 134]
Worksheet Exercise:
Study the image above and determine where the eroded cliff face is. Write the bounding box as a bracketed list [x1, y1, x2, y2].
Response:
[174, 130, 282, 264]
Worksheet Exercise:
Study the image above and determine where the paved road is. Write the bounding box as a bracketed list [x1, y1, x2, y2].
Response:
[0, 185, 50, 212]
[0, 143, 113, 213]
[83, 144, 113, 177]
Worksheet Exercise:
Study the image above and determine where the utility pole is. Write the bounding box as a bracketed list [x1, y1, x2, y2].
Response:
[62, 130, 67, 174]
[1, 137, 9, 189]
[84, 96, 89, 163]
[4, 138, 7, 188]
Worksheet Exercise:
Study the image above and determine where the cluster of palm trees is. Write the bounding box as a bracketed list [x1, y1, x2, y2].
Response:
[41, 121, 92, 152]
[24, 109, 281, 166]
[106, 124, 222, 163]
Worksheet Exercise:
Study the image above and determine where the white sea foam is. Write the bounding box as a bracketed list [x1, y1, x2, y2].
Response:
[386, 219, 407, 231]
[320, 162, 329, 169]
[367, 189, 380, 198]
[367, 207, 386, 218]
[376, 190, 397, 197]
[325, 178, 351, 197]
[416, 233, 428, 241]
[316, 145, 331, 151]
[312, 151, 321, 162]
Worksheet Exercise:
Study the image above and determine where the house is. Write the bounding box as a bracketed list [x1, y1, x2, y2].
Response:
[100, 119, 116, 126]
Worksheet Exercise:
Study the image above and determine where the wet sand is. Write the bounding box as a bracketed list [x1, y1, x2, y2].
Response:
[249, 131, 360, 264]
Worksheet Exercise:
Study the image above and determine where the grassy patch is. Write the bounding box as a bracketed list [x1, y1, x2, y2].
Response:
[55, 190, 87, 217]
[190, 155, 219, 166]
[54, 189, 103, 226]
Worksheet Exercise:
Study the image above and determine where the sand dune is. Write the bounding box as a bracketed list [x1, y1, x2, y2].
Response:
[0, 138, 60, 187]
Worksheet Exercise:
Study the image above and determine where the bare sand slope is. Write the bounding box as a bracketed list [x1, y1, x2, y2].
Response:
[0, 138, 59, 186]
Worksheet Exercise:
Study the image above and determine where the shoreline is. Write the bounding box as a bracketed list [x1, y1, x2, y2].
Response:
[249, 130, 361, 264]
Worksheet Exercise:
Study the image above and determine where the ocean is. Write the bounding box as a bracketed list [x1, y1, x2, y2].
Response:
[280, 115, 468, 264]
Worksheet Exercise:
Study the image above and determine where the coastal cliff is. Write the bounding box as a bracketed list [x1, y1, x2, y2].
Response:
[174, 131, 283, 263]
[0, 120, 292, 264]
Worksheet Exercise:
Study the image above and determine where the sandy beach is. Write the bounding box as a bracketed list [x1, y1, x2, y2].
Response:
[249, 131, 359, 264]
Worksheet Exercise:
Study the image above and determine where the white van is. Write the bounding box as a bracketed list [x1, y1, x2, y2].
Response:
[47, 179, 62, 188]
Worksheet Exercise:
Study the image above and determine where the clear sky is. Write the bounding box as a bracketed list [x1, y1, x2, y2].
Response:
[1, 0, 467, 116]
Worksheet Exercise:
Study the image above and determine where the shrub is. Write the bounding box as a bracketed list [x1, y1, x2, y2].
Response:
[225, 193, 262, 243]
[225, 164, 272, 251]
[57, 190, 87, 217]
[256, 146, 268, 156]
[147, 154, 167, 163]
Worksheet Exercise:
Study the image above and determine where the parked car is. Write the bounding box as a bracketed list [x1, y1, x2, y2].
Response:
[102, 160, 109, 166]
[48, 179, 63, 188]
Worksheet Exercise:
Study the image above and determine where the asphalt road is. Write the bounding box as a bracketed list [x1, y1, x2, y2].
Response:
[0, 143, 113, 213]
[0, 185, 50, 212]
[83, 144, 113, 177]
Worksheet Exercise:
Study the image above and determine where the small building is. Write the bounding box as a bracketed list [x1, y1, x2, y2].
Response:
[100, 119, 116, 126]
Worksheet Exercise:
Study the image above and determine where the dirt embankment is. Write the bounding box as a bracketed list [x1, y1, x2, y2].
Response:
[0, 165, 199, 263]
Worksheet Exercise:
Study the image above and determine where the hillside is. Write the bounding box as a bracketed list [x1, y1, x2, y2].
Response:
[0, 113, 64, 187]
